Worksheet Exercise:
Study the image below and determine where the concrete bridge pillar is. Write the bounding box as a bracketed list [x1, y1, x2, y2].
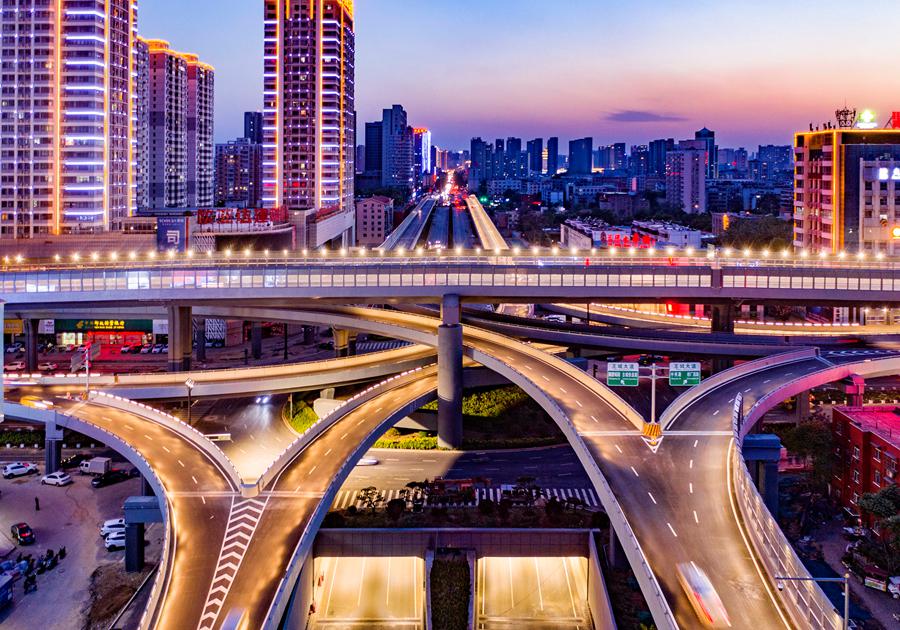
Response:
[843, 374, 865, 407]
[24, 318, 40, 372]
[607, 527, 627, 569]
[438, 294, 464, 449]
[743, 434, 782, 518]
[251, 322, 263, 360]
[795, 389, 811, 422]
[710, 302, 736, 334]
[123, 496, 162, 573]
[166, 305, 192, 372]
[332, 329, 357, 357]
[44, 417, 63, 473]
[124, 523, 145, 572]
[303, 326, 315, 345]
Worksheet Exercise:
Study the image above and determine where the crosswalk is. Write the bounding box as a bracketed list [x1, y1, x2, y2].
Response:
[330, 487, 599, 511]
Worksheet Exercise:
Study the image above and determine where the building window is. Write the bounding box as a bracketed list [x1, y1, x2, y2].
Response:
[852, 469, 860, 484]
[852, 446, 860, 460]
[874, 447, 881, 462]
[874, 470, 881, 486]
[852, 492, 859, 505]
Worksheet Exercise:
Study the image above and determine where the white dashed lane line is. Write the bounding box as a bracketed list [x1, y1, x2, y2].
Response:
[667, 523, 678, 537]
[647, 492, 657, 505]
[630, 466, 639, 477]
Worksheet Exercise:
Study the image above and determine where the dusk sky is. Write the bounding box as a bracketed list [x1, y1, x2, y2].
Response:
[142, 0, 899, 151]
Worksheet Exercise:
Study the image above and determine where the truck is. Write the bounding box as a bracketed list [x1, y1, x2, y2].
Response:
[79, 457, 111, 476]
[0, 574, 13, 609]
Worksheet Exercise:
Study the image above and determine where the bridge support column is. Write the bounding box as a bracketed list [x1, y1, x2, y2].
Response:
[743, 434, 781, 518]
[24, 318, 39, 372]
[166, 306, 192, 372]
[438, 294, 463, 449]
[303, 326, 315, 345]
[251, 322, 263, 360]
[332, 328, 351, 357]
[44, 438, 61, 474]
[710, 302, 736, 334]
[124, 523, 145, 572]
[607, 528, 627, 569]
[843, 374, 865, 407]
[194, 319, 206, 363]
[795, 389, 810, 422]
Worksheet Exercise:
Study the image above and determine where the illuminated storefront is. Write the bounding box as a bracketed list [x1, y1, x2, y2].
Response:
[54, 319, 152, 347]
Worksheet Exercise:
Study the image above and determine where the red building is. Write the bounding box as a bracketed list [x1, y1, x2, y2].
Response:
[830, 406, 900, 525]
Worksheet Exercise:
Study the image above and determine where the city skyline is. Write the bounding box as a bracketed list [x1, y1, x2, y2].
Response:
[143, 0, 900, 150]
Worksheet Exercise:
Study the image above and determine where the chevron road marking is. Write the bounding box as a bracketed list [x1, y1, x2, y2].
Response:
[197, 496, 269, 630]
[329, 487, 600, 510]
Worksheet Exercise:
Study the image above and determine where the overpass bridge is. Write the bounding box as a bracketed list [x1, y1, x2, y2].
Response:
[466, 195, 508, 250]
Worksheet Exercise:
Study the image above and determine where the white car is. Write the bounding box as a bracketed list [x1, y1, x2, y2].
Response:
[37, 362, 58, 372]
[2, 462, 38, 479]
[100, 518, 126, 538]
[4, 361, 26, 371]
[41, 471, 72, 486]
[104, 530, 126, 551]
[356, 458, 379, 466]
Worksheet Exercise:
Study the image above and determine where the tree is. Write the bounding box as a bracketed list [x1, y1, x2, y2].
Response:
[386, 498, 406, 522]
[858, 486, 900, 573]
[780, 421, 834, 488]
[357, 486, 382, 513]
[497, 498, 512, 524]
[545, 497, 564, 520]
[478, 498, 496, 517]
[858, 485, 900, 519]
[720, 216, 792, 251]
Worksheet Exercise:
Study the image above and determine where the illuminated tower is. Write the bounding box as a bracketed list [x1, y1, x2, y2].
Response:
[0, 0, 139, 238]
[262, 0, 356, 248]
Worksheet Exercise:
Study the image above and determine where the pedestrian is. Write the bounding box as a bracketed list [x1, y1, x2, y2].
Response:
[34, 496, 39, 511]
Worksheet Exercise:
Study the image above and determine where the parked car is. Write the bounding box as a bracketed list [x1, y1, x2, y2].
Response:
[150, 344, 165, 354]
[91, 470, 128, 488]
[37, 362, 58, 371]
[139, 344, 153, 354]
[104, 530, 126, 551]
[10, 522, 35, 545]
[129, 344, 143, 354]
[5, 343, 22, 354]
[61, 453, 90, 469]
[41, 471, 73, 486]
[3, 361, 25, 371]
[100, 518, 126, 538]
[119, 344, 133, 354]
[2, 462, 38, 479]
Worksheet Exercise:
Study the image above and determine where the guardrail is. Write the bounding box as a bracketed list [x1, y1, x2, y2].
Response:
[253, 365, 436, 493]
[730, 415, 841, 629]
[659, 347, 820, 430]
[0, 402, 174, 630]
[87, 391, 245, 493]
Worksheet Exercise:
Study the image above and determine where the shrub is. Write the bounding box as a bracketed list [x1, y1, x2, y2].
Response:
[431, 556, 470, 630]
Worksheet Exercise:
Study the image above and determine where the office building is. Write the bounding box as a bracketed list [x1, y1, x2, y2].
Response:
[262, 0, 356, 248]
[505, 137, 523, 177]
[364, 122, 383, 178]
[145, 40, 214, 209]
[648, 138, 675, 177]
[0, 0, 139, 238]
[355, 145, 366, 174]
[214, 138, 262, 208]
[665, 142, 706, 213]
[244, 111, 264, 144]
[695, 127, 718, 179]
[380, 105, 413, 190]
[413, 127, 432, 181]
[830, 405, 899, 528]
[568, 137, 594, 175]
[469, 137, 489, 190]
[793, 129, 900, 254]
[547, 137, 560, 176]
[355, 195, 394, 246]
[527, 138, 543, 174]
[757, 144, 792, 180]
[630, 145, 649, 177]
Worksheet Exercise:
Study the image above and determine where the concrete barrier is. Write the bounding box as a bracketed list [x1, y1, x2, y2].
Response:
[660, 347, 820, 429]
[87, 391, 245, 493]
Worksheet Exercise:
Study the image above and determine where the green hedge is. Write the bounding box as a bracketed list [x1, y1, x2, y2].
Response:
[287, 398, 319, 434]
[421, 386, 529, 417]
[431, 555, 470, 630]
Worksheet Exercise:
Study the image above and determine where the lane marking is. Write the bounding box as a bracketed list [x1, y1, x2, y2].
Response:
[575, 400, 583, 408]
[340, 432, 348, 440]
[630, 466, 639, 477]
[689, 459, 694, 469]
[693, 510, 699, 524]
[590, 415, 599, 423]
[177, 460, 185, 468]
[693, 439, 698, 448]
[667, 522, 678, 537]
[324, 448, 332, 457]
[191, 475, 198, 485]
[689, 483, 694, 494]
[143, 434, 153, 441]
[647, 492, 657, 505]
[162, 446, 170, 453]
[559, 386, 567, 394]
[614, 444, 623, 454]
[308, 465, 318, 476]
[712, 409, 720, 416]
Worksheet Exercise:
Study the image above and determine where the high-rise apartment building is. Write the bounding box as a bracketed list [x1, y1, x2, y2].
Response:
[214, 138, 262, 208]
[380, 105, 413, 190]
[648, 138, 674, 177]
[185, 54, 214, 207]
[244, 111, 263, 144]
[547, 137, 559, 176]
[134, 36, 150, 213]
[527, 138, 543, 175]
[1, 0, 139, 238]
[262, 0, 355, 249]
[568, 137, 594, 175]
[793, 129, 900, 254]
[695, 127, 718, 179]
[364, 122, 383, 178]
[666, 142, 706, 213]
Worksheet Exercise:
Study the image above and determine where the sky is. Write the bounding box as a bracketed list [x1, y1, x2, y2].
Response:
[142, 0, 900, 151]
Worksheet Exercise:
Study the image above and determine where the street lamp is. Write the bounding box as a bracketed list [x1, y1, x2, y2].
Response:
[775, 573, 850, 630]
[185, 378, 195, 425]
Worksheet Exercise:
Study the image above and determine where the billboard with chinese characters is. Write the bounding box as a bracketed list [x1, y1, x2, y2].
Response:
[196, 207, 288, 225]
[156, 215, 189, 252]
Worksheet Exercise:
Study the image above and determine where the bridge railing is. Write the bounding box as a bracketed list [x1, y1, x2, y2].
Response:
[88, 391, 245, 492]
[659, 347, 820, 429]
[730, 407, 842, 630]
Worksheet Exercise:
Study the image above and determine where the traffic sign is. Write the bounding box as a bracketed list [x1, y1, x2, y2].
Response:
[607, 362, 640, 387]
[668, 362, 701, 387]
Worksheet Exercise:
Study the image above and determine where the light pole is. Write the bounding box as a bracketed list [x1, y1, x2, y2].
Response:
[775, 573, 850, 630]
[185, 378, 195, 425]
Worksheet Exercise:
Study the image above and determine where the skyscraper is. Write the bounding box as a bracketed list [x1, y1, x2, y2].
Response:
[0, 0, 139, 238]
[145, 40, 214, 209]
[380, 105, 413, 190]
[568, 138, 594, 175]
[214, 138, 262, 208]
[263, 0, 355, 248]
[244, 111, 264, 144]
[695, 128, 718, 179]
[364, 122, 383, 178]
[413, 128, 432, 181]
[505, 137, 523, 177]
[134, 37, 151, 213]
[527, 138, 543, 175]
[547, 137, 559, 176]
[666, 142, 706, 213]
[648, 138, 675, 177]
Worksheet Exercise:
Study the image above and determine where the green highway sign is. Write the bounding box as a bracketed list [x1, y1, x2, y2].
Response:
[669, 362, 702, 387]
[607, 362, 640, 387]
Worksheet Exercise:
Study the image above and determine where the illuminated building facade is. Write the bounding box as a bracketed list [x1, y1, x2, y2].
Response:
[0, 0, 139, 237]
[262, 0, 356, 249]
[793, 129, 900, 254]
[144, 40, 213, 210]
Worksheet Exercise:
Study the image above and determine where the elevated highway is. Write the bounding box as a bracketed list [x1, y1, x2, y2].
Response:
[379, 197, 436, 251]
[466, 195, 508, 250]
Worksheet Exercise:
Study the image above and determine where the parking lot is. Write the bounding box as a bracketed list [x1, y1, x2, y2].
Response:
[312, 556, 424, 629]
[0, 457, 161, 629]
[477, 556, 589, 629]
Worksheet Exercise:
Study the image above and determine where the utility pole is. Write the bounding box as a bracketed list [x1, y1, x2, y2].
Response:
[649, 364, 658, 424]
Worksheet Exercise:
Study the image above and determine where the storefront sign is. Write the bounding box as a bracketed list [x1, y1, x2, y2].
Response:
[3, 319, 23, 335]
[56, 319, 154, 333]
